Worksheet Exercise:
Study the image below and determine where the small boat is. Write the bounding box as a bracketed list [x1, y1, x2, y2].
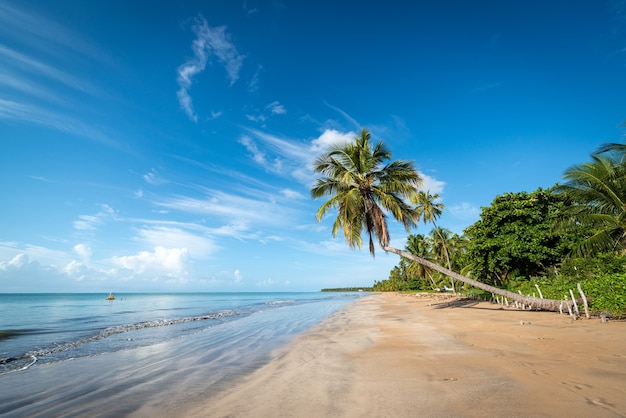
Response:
[106, 292, 115, 301]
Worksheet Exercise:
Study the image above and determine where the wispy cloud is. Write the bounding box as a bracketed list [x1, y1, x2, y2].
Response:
[0, 44, 98, 95]
[0, 2, 110, 64]
[266, 101, 286, 115]
[280, 189, 305, 200]
[73, 205, 116, 231]
[240, 128, 354, 185]
[0, 4, 129, 150]
[176, 16, 245, 122]
[154, 188, 295, 227]
[323, 101, 361, 130]
[0, 98, 124, 149]
[241, 127, 446, 197]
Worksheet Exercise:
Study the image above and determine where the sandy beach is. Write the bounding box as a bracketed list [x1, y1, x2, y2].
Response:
[179, 293, 626, 418]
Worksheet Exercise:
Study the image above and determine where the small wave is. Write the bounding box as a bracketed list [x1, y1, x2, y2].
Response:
[0, 310, 241, 374]
[265, 300, 295, 305]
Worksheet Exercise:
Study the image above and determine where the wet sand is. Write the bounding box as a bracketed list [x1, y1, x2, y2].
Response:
[181, 293, 626, 418]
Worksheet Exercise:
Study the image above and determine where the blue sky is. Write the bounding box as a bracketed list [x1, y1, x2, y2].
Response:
[1, 0, 625, 292]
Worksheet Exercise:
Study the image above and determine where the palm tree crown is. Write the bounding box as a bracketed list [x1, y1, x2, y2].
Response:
[556, 152, 626, 255]
[412, 190, 444, 226]
[310, 128, 422, 256]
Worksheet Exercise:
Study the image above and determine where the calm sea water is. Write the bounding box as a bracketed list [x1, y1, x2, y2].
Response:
[0, 292, 363, 376]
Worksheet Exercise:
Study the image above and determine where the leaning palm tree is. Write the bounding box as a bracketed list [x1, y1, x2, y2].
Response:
[311, 128, 568, 311]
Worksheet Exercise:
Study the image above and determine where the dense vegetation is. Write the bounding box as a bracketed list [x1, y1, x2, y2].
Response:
[372, 141, 626, 318]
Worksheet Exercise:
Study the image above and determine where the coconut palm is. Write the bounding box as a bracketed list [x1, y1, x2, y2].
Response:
[405, 234, 437, 289]
[311, 128, 567, 311]
[310, 128, 421, 256]
[413, 191, 456, 291]
[555, 153, 626, 255]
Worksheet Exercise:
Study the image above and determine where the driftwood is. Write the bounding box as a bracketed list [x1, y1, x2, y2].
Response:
[564, 295, 576, 319]
[569, 289, 580, 316]
[577, 283, 590, 319]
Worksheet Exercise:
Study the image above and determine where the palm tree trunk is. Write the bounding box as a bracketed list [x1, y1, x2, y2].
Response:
[383, 245, 568, 312]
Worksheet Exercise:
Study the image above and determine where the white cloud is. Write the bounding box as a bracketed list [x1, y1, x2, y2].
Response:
[176, 16, 244, 122]
[64, 260, 90, 280]
[419, 173, 446, 194]
[234, 269, 243, 283]
[309, 129, 355, 154]
[0, 253, 31, 270]
[111, 246, 189, 276]
[0, 242, 72, 268]
[135, 226, 218, 258]
[73, 243, 92, 259]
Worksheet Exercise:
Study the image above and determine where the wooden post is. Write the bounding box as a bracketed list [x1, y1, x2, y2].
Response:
[577, 283, 590, 319]
[569, 289, 580, 316]
[535, 284, 544, 299]
[564, 295, 576, 319]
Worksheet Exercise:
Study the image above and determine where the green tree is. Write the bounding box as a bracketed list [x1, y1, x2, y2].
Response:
[464, 188, 573, 285]
[312, 129, 567, 311]
[555, 152, 626, 256]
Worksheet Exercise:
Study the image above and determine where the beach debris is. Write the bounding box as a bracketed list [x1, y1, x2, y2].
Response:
[577, 283, 590, 319]
[569, 289, 580, 316]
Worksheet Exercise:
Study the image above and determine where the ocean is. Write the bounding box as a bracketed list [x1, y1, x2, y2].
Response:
[0, 292, 365, 416]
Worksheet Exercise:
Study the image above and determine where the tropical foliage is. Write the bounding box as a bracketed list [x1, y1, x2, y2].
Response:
[374, 139, 626, 316]
[555, 149, 626, 256]
[463, 188, 578, 285]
